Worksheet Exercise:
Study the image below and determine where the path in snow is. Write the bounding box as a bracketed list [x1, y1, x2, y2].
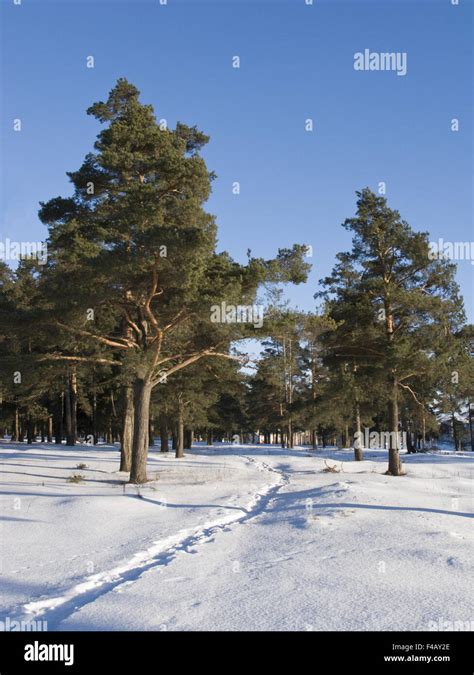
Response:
[2, 442, 473, 631]
[16, 456, 287, 629]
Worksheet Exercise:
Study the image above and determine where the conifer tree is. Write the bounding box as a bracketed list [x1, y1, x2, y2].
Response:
[321, 189, 465, 475]
[38, 79, 309, 482]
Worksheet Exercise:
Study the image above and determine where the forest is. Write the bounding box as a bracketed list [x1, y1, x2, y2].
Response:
[1, 79, 472, 483]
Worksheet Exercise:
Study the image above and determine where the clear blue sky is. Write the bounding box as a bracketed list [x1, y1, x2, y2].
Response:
[1, 0, 472, 320]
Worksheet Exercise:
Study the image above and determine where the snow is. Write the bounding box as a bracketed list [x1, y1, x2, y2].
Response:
[1, 441, 473, 631]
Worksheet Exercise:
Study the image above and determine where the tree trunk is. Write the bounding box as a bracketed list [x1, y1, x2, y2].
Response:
[65, 370, 77, 446]
[13, 405, 20, 442]
[64, 385, 72, 445]
[452, 412, 458, 451]
[388, 378, 402, 475]
[422, 411, 426, 451]
[344, 423, 350, 449]
[354, 402, 363, 461]
[184, 428, 193, 449]
[311, 428, 317, 450]
[149, 419, 155, 446]
[207, 429, 213, 446]
[160, 413, 169, 452]
[406, 423, 416, 453]
[92, 391, 98, 445]
[129, 379, 153, 484]
[54, 393, 63, 445]
[469, 403, 474, 452]
[47, 415, 53, 443]
[70, 371, 78, 443]
[26, 415, 34, 444]
[175, 397, 185, 458]
[119, 385, 134, 472]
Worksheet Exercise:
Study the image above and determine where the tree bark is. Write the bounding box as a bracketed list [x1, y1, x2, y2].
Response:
[119, 385, 134, 472]
[129, 379, 152, 483]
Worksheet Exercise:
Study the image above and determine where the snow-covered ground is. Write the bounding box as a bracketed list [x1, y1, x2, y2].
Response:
[1, 441, 473, 631]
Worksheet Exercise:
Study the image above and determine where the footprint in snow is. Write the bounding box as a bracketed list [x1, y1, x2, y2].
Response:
[446, 556, 462, 568]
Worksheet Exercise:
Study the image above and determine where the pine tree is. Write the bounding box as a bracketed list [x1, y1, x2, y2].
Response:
[321, 189, 465, 475]
[38, 79, 309, 482]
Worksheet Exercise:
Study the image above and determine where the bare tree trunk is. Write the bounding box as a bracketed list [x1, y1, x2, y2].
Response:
[311, 428, 317, 450]
[422, 410, 426, 450]
[47, 415, 53, 443]
[65, 370, 77, 446]
[354, 401, 363, 461]
[92, 391, 98, 445]
[469, 403, 474, 452]
[13, 405, 20, 442]
[388, 377, 402, 475]
[184, 429, 193, 449]
[120, 385, 134, 472]
[344, 423, 350, 448]
[54, 392, 63, 445]
[176, 395, 185, 458]
[64, 384, 72, 445]
[207, 429, 213, 446]
[70, 370, 78, 443]
[452, 412, 458, 451]
[26, 415, 34, 444]
[129, 379, 153, 484]
[18, 414, 24, 442]
[160, 413, 169, 452]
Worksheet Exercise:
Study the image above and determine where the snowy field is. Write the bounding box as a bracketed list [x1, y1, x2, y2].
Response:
[1, 440, 473, 631]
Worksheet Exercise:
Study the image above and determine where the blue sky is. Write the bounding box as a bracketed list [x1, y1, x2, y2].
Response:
[1, 0, 472, 320]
